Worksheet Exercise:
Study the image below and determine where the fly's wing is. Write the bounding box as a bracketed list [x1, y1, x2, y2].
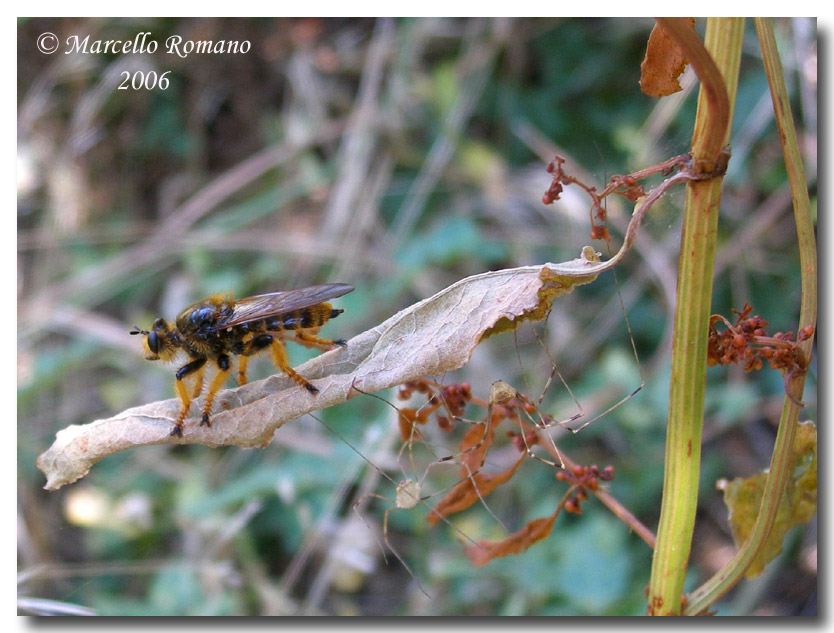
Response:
[208, 283, 354, 331]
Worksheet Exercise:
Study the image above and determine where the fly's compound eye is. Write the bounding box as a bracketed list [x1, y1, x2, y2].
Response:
[152, 318, 165, 329]
[147, 331, 160, 355]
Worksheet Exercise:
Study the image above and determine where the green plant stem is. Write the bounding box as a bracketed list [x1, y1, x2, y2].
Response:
[683, 18, 817, 615]
[646, 18, 744, 616]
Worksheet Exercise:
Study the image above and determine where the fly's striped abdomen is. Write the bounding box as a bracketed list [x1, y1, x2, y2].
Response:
[257, 302, 336, 333]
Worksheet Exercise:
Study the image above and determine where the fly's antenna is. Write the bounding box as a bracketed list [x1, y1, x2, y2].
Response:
[129, 326, 148, 336]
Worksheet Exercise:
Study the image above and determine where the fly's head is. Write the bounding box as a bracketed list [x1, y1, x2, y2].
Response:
[130, 318, 181, 362]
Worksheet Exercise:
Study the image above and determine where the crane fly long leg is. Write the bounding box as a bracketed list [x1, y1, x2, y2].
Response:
[352, 483, 430, 598]
[498, 382, 566, 469]
[374, 379, 510, 531]
[566, 263, 645, 433]
[307, 409, 484, 599]
[511, 262, 644, 442]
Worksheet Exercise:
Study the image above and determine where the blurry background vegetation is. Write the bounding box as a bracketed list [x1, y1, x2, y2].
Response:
[17, 17, 816, 615]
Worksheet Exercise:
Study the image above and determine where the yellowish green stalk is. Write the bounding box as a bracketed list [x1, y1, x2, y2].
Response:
[646, 18, 744, 615]
[683, 18, 817, 615]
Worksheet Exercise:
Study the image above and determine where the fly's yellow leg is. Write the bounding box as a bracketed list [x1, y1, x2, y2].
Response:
[270, 339, 318, 393]
[294, 330, 346, 350]
[200, 355, 231, 427]
[238, 354, 249, 386]
[172, 378, 192, 436]
[171, 357, 207, 437]
[191, 365, 205, 399]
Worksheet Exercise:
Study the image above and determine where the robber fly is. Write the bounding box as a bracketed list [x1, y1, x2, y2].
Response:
[130, 283, 353, 437]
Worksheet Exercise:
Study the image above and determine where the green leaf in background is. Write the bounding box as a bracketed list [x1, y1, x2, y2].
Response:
[396, 215, 507, 272]
[721, 421, 817, 578]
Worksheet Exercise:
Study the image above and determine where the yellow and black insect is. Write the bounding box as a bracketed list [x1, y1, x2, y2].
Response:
[130, 283, 353, 437]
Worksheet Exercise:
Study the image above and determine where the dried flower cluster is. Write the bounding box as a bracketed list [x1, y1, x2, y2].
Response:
[707, 302, 814, 406]
[543, 156, 615, 242]
[389, 377, 631, 565]
[541, 152, 695, 243]
[556, 464, 615, 514]
[396, 378, 473, 438]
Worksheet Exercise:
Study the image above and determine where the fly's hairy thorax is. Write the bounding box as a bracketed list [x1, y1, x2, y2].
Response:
[174, 295, 235, 359]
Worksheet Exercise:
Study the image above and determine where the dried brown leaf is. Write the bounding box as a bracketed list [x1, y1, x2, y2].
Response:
[465, 510, 558, 567]
[457, 417, 495, 478]
[397, 407, 424, 442]
[37, 247, 608, 490]
[640, 18, 696, 97]
[427, 455, 526, 526]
